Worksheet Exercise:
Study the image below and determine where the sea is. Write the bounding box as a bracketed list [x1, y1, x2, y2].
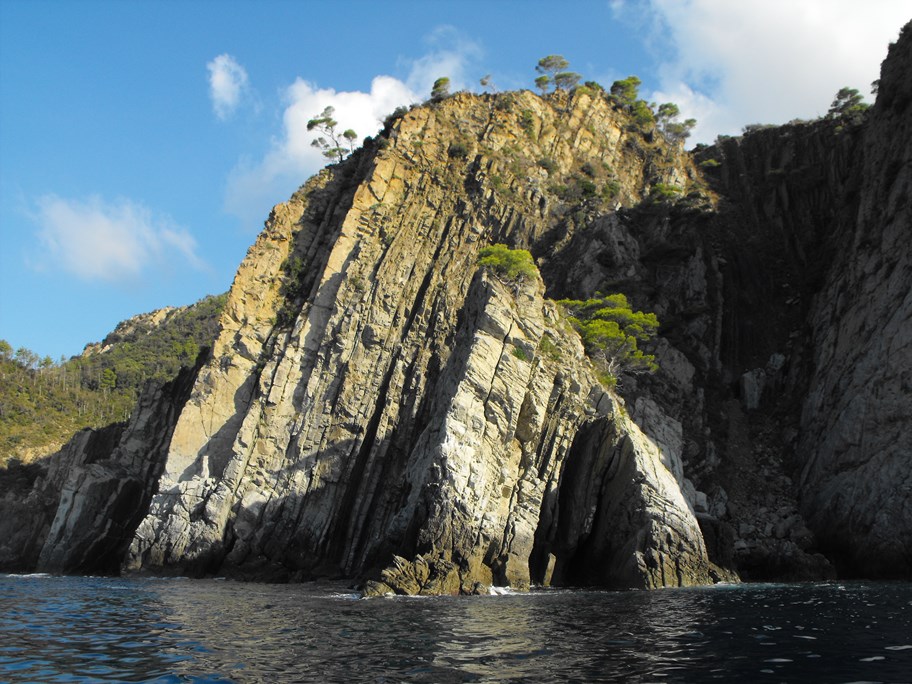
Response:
[1, 575, 911, 683]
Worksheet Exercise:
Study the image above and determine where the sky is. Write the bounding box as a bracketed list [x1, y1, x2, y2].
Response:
[1, 0, 908, 361]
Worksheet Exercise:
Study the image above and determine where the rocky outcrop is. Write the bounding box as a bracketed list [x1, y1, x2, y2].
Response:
[2, 22, 909, 589]
[121, 89, 716, 592]
[0, 360, 200, 574]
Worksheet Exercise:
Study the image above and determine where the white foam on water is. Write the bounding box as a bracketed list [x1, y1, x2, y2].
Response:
[794, 635, 817, 640]
[488, 585, 521, 596]
[884, 645, 912, 651]
[764, 658, 793, 663]
[859, 656, 885, 662]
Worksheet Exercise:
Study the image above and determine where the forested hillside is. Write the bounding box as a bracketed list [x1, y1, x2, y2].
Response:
[0, 293, 225, 466]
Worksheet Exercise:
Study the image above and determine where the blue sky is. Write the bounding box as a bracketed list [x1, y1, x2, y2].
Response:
[1, 0, 908, 360]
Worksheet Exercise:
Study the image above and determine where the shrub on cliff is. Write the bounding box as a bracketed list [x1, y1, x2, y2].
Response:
[478, 244, 538, 284]
[559, 293, 659, 382]
[827, 87, 869, 126]
[431, 77, 451, 101]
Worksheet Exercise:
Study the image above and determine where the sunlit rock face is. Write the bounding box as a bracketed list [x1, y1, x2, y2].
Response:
[123, 89, 717, 592]
[3, 22, 910, 590]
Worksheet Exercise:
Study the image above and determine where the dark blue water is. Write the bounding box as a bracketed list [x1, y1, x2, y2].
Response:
[1, 575, 911, 682]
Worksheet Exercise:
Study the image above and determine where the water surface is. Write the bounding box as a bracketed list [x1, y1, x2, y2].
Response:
[2, 575, 911, 682]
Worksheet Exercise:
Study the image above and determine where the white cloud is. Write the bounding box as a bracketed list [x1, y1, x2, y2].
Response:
[30, 195, 206, 282]
[207, 54, 250, 120]
[405, 25, 483, 95]
[224, 75, 415, 227]
[224, 27, 481, 228]
[628, 0, 910, 142]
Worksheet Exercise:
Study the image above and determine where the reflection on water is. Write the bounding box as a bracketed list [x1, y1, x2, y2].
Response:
[2, 575, 912, 682]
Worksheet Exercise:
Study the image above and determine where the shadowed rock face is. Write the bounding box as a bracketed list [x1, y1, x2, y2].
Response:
[796, 26, 912, 577]
[0, 361, 201, 575]
[2, 23, 910, 590]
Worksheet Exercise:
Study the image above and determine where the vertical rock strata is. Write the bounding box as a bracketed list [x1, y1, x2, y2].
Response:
[797, 27, 912, 576]
[124, 90, 716, 591]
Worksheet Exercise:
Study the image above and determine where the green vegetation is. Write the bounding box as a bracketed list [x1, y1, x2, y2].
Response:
[431, 77, 451, 101]
[827, 86, 869, 126]
[448, 141, 469, 159]
[0, 294, 226, 466]
[538, 334, 562, 361]
[609, 76, 642, 106]
[554, 71, 581, 91]
[534, 55, 580, 94]
[559, 293, 659, 384]
[512, 345, 532, 362]
[519, 109, 536, 137]
[655, 102, 696, 142]
[307, 106, 357, 163]
[478, 244, 538, 284]
[741, 123, 776, 135]
[650, 183, 683, 201]
[537, 157, 558, 173]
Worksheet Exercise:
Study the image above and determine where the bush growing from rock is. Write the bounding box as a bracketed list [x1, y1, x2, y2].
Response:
[559, 293, 659, 382]
[478, 244, 538, 284]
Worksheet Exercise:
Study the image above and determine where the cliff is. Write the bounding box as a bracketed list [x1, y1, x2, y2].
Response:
[797, 25, 912, 576]
[122, 88, 721, 592]
[1, 22, 909, 591]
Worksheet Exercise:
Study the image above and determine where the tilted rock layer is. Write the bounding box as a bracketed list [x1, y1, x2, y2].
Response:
[1, 22, 910, 590]
[123, 88, 717, 591]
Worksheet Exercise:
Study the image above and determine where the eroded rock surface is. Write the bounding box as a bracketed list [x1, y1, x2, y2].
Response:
[2, 23, 910, 588]
[123, 90, 716, 591]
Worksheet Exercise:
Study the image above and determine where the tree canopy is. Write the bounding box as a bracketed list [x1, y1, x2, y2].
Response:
[536, 55, 569, 79]
[431, 77, 451, 101]
[656, 102, 696, 142]
[478, 244, 539, 284]
[307, 106, 357, 163]
[0, 294, 226, 467]
[559, 293, 659, 383]
[827, 87, 869, 125]
[534, 55, 580, 93]
[610, 76, 642, 105]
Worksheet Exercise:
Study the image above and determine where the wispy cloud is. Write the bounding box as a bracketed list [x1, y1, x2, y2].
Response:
[207, 53, 250, 120]
[29, 194, 206, 282]
[405, 25, 484, 95]
[617, 0, 910, 142]
[224, 27, 481, 228]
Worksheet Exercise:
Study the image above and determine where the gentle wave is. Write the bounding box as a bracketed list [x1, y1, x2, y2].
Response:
[1, 576, 910, 682]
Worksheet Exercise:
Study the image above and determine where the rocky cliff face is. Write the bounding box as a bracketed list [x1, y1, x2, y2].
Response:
[797, 26, 912, 576]
[0, 361, 200, 573]
[122, 88, 719, 592]
[2, 23, 909, 591]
